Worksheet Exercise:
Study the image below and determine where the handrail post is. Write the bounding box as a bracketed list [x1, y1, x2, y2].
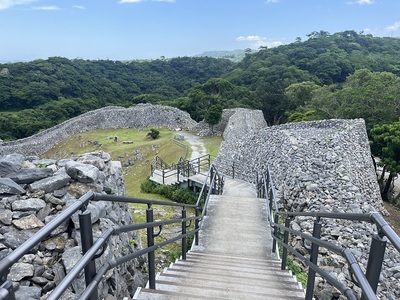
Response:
[197, 157, 201, 173]
[361, 234, 387, 300]
[232, 162, 235, 179]
[272, 214, 279, 253]
[177, 162, 180, 182]
[162, 169, 165, 185]
[181, 208, 187, 260]
[210, 167, 215, 194]
[281, 216, 291, 270]
[79, 209, 98, 300]
[305, 217, 322, 300]
[146, 204, 156, 289]
[195, 207, 200, 246]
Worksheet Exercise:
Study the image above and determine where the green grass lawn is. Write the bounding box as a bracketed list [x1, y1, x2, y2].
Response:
[42, 127, 223, 269]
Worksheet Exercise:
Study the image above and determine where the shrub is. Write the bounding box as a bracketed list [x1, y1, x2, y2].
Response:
[140, 178, 198, 204]
[146, 128, 160, 140]
[140, 178, 155, 193]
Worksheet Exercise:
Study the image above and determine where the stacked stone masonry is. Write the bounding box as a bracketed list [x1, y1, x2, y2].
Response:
[0, 103, 197, 157]
[0, 104, 399, 299]
[0, 152, 146, 299]
[214, 118, 399, 299]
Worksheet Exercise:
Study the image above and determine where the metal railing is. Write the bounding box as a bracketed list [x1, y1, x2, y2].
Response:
[151, 154, 211, 184]
[257, 166, 400, 300]
[173, 139, 189, 160]
[0, 165, 223, 300]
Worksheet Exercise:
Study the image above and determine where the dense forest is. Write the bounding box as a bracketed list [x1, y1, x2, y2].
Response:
[0, 56, 234, 139]
[1, 30, 400, 200]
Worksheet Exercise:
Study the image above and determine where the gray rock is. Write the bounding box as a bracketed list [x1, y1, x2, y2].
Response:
[0, 154, 24, 176]
[0, 178, 26, 195]
[12, 198, 46, 212]
[14, 286, 41, 300]
[29, 172, 71, 193]
[9, 262, 34, 281]
[53, 188, 67, 198]
[6, 168, 53, 184]
[0, 209, 13, 225]
[2, 228, 39, 249]
[12, 214, 45, 230]
[65, 161, 100, 183]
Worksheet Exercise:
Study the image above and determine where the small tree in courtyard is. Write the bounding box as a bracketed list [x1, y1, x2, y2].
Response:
[204, 104, 223, 134]
[146, 128, 160, 140]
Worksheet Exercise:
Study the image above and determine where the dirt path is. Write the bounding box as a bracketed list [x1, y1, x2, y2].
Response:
[179, 132, 207, 160]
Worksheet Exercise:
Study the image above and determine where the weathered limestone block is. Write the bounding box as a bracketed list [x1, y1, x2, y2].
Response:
[12, 198, 46, 212]
[0, 154, 24, 176]
[14, 286, 41, 300]
[0, 178, 26, 195]
[1, 228, 40, 249]
[29, 172, 71, 193]
[6, 168, 53, 184]
[9, 262, 34, 281]
[12, 214, 44, 230]
[65, 161, 100, 183]
[0, 209, 12, 225]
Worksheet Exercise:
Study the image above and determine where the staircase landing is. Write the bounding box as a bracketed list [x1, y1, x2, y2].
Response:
[135, 178, 305, 299]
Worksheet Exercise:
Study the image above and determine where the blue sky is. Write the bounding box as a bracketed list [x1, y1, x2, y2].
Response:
[1, 0, 400, 62]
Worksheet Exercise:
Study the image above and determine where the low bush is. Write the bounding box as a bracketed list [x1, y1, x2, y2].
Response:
[140, 178, 198, 204]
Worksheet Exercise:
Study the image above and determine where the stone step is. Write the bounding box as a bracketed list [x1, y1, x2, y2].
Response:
[184, 253, 282, 269]
[151, 280, 304, 299]
[156, 272, 302, 291]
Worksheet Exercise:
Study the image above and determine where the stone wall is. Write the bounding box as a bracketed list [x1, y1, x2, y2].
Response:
[214, 118, 399, 299]
[0, 152, 146, 299]
[194, 108, 267, 138]
[0, 104, 197, 157]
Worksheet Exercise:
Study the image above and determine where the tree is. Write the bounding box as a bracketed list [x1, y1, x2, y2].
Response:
[204, 104, 223, 134]
[370, 121, 400, 201]
[146, 128, 160, 140]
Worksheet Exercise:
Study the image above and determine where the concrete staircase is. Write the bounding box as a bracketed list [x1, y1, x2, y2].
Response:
[134, 178, 305, 299]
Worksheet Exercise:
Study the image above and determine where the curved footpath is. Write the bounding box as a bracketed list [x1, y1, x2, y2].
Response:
[178, 132, 207, 160]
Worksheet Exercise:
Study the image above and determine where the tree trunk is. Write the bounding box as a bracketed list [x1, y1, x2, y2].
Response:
[381, 172, 393, 202]
[378, 165, 386, 185]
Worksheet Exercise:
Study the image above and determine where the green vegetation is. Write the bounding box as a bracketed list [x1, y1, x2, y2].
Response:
[141, 179, 198, 204]
[146, 128, 160, 140]
[42, 127, 186, 199]
[371, 121, 400, 203]
[0, 56, 233, 140]
[42, 128, 222, 270]
[204, 104, 223, 133]
[3, 31, 400, 141]
[4, 29, 400, 200]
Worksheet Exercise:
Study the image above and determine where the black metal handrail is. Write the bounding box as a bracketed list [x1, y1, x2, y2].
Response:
[0, 165, 223, 300]
[257, 166, 400, 300]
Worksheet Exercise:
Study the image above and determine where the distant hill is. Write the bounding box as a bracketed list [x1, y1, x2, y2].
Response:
[2, 30, 400, 141]
[195, 49, 246, 62]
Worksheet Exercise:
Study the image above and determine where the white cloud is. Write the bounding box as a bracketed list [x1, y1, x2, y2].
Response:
[72, 5, 86, 9]
[266, 0, 279, 3]
[119, 0, 175, 3]
[236, 35, 284, 49]
[0, 0, 37, 10]
[386, 21, 400, 32]
[348, 0, 374, 5]
[32, 5, 59, 10]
